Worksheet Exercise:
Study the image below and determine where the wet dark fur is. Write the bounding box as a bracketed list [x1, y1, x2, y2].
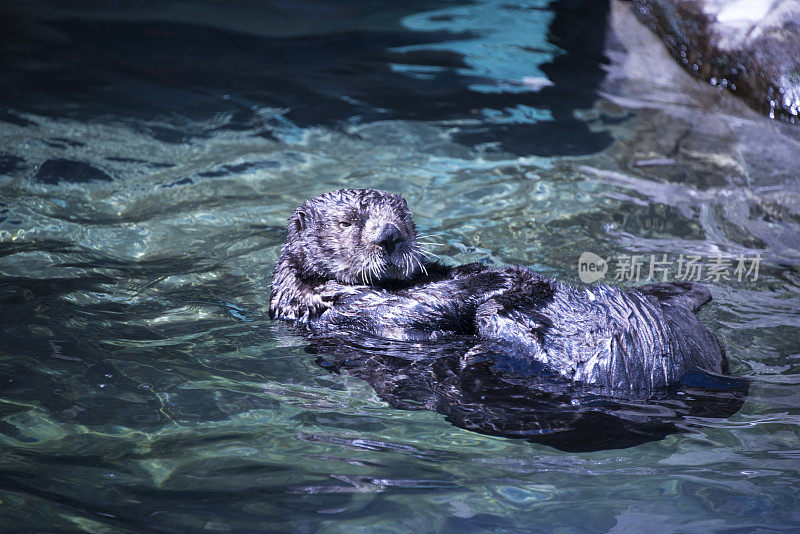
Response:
[270, 188, 729, 392]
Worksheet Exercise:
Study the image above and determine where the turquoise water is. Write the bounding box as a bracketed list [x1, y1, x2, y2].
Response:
[1, 0, 799, 531]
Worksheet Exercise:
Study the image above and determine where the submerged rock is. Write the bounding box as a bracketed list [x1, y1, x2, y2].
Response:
[631, 0, 800, 123]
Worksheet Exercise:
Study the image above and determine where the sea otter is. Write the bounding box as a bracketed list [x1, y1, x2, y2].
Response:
[270, 188, 728, 392]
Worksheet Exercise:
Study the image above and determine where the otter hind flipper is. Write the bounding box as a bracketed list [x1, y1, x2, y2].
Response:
[636, 281, 712, 313]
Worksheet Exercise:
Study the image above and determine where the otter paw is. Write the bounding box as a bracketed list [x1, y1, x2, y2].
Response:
[317, 281, 362, 303]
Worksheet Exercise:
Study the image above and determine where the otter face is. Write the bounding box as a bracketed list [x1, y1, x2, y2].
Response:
[286, 189, 424, 285]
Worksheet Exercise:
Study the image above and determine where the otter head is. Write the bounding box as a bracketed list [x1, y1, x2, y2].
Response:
[283, 188, 424, 285]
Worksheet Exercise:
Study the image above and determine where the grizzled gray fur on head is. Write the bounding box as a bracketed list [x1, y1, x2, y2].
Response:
[270, 188, 424, 321]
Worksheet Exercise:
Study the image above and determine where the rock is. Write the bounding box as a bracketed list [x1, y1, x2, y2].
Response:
[33, 158, 113, 184]
[631, 0, 800, 123]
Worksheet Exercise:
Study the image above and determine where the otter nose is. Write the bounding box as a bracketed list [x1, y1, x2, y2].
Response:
[375, 225, 404, 254]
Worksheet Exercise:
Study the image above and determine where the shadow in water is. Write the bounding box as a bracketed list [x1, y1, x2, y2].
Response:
[297, 330, 749, 452]
[0, 0, 612, 157]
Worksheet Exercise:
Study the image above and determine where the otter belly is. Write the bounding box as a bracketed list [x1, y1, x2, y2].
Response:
[476, 283, 726, 391]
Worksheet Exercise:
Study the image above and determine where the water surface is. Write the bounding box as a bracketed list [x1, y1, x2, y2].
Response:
[1, 0, 799, 531]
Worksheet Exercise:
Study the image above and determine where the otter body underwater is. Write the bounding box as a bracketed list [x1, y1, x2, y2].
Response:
[270, 188, 728, 393]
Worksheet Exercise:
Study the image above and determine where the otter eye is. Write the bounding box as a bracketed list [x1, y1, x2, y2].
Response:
[338, 221, 352, 229]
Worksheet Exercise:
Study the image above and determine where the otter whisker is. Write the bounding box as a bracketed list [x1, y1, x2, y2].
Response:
[415, 242, 441, 261]
[415, 255, 428, 277]
[364, 257, 376, 285]
[374, 255, 387, 285]
[419, 249, 441, 261]
[372, 260, 380, 285]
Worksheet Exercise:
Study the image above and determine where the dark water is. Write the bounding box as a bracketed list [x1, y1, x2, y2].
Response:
[1, 0, 799, 531]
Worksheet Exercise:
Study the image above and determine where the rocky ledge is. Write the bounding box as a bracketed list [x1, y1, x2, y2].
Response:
[631, 0, 800, 123]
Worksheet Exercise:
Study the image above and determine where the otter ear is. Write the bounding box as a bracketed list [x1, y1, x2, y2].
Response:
[293, 207, 311, 232]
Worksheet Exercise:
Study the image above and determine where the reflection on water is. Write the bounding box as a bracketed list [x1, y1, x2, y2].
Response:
[304, 331, 749, 452]
[1, 0, 800, 531]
